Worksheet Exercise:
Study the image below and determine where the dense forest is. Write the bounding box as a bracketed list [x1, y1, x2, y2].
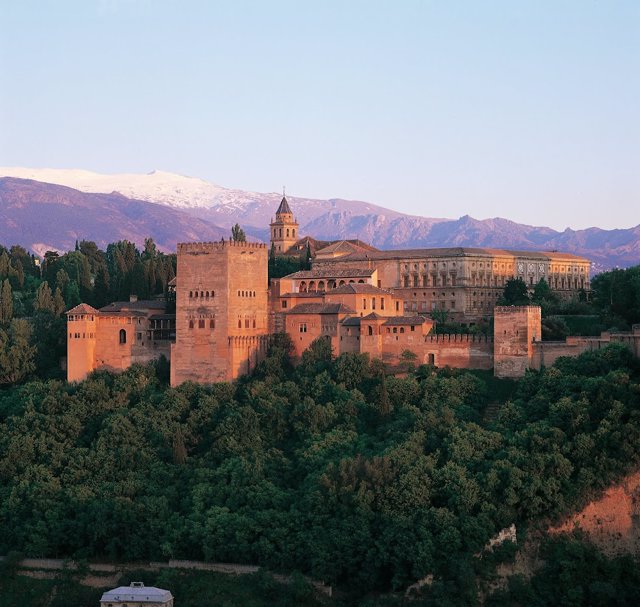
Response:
[1, 238, 640, 604]
[0, 337, 639, 603]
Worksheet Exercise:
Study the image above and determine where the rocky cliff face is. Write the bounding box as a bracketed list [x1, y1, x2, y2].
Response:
[549, 471, 640, 557]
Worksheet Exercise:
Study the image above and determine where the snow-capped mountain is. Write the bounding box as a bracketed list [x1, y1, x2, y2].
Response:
[1, 168, 638, 270]
[0, 167, 407, 230]
[0, 167, 227, 209]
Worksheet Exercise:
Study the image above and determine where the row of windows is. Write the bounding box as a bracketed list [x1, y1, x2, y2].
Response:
[68, 314, 94, 321]
[363, 325, 417, 335]
[361, 297, 386, 310]
[188, 319, 216, 329]
[69, 332, 95, 339]
[403, 274, 457, 288]
[237, 290, 256, 297]
[239, 318, 257, 328]
[273, 227, 296, 239]
[189, 290, 215, 298]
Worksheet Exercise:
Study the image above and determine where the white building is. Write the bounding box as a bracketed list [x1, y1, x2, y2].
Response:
[100, 582, 174, 607]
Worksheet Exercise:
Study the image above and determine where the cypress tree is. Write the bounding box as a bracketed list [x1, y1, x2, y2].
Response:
[0, 279, 13, 323]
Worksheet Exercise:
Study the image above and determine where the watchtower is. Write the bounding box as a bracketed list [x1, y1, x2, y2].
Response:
[269, 194, 299, 254]
[170, 241, 269, 386]
[66, 304, 99, 382]
[494, 305, 541, 378]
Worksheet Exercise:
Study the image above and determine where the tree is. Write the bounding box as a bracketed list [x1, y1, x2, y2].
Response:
[231, 223, 247, 242]
[0, 279, 13, 323]
[499, 278, 530, 306]
[34, 281, 55, 314]
[0, 318, 36, 384]
[53, 287, 66, 316]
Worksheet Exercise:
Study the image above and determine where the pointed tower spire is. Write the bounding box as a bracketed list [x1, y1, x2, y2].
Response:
[270, 186, 298, 255]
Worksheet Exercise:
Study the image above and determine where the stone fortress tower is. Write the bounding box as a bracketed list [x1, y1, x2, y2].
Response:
[493, 306, 542, 378]
[269, 193, 299, 254]
[170, 240, 270, 386]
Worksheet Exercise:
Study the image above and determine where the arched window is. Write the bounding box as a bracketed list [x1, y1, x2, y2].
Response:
[292, 229, 296, 237]
[286, 229, 290, 237]
[210, 319, 215, 329]
[238, 319, 242, 328]
[428, 353, 435, 366]
[199, 319, 205, 329]
[368, 325, 373, 336]
[119, 329, 126, 344]
[189, 320, 194, 328]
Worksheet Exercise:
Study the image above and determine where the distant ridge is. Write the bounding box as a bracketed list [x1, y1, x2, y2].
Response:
[0, 177, 227, 254]
[0, 168, 638, 270]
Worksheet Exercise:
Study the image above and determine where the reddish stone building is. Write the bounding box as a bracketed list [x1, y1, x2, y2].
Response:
[170, 240, 269, 386]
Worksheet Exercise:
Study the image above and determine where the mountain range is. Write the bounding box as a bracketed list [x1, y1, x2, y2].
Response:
[0, 167, 638, 271]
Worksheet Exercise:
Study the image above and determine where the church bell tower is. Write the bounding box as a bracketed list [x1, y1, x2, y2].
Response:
[269, 191, 299, 254]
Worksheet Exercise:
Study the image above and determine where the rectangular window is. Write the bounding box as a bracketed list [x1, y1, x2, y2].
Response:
[381, 298, 385, 310]
[282, 301, 288, 309]
[372, 298, 376, 310]
[199, 319, 205, 328]
[299, 323, 307, 333]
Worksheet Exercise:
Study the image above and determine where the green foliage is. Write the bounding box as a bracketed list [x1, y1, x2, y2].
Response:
[231, 223, 247, 242]
[591, 265, 640, 328]
[0, 279, 13, 323]
[268, 255, 310, 279]
[0, 345, 638, 602]
[498, 278, 530, 306]
[0, 319, 36, 385]
[488, 536, 640, 607]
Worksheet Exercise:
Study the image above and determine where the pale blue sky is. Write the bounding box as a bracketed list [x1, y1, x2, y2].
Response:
[1, 0, 638, 230]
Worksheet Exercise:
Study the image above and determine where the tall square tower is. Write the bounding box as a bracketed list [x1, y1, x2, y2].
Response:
[170, 241, 269, 386]
[493, 305, 541, 378]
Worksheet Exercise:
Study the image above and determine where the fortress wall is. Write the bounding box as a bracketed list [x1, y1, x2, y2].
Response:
[376, 332, 494, 369]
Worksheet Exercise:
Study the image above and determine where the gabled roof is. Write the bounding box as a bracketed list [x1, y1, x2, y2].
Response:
[315, 239, 378, 256]
[384, 315, 430, 326]
[328, 283, 392, 295]
[361, 312, 386, 321]
[276, 195, 292, 215]
[287, 303, 355, 315]
[284, 268, 375, 280]
[66, 303, 100, 316]
[167, 277, 177, 287]
[341, 317, 362, 326]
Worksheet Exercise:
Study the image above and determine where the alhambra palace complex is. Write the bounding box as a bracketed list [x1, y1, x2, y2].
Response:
[66, 197, 640, 385]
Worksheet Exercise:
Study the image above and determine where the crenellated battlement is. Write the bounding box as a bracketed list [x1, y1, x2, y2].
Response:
[425, 333, 493, 343]
[494, 306, 541, 314]
[177, 241, 267, 254]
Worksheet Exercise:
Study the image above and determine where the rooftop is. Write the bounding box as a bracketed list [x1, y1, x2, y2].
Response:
[327, 283, 393, 295]
[101, 582, 173, 603]
[100, 300, 166, 313]
[276, 195, 293, 215]
[287, 303, 355, 315]
[66, 303, 100, 315]
[284, 268, 375, 280]
[325, 247, 590, 263]
[384, 315, 430, 326]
